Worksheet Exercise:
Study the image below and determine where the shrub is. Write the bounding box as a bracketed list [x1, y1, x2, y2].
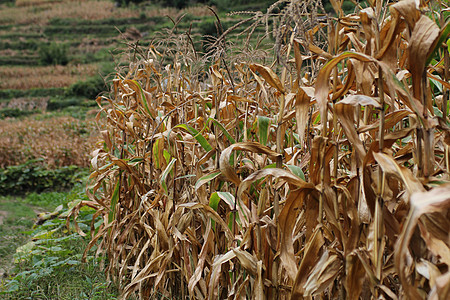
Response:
[66, 76, 106, 99]
[46, 97, 82, 111]
[38, 43, 69, 66]
[0, 159, 84, 195]
[0, 108, 38, 119]
[198, 18, 225, 37]
[2, 0, 15, 7]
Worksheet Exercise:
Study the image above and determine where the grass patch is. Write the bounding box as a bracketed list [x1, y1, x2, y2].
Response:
[0, 198, 36, 279]
[0, 87, 65, 101]
[0, 108, 40, 119]
[0, 39, 45, 51]
[0, 160, 88, 195]
[0, 55, 39, 66]
[0, 183, 119, 299]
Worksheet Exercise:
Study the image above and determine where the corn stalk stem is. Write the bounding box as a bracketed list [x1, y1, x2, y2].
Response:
[417, 128, 423, 177]
[422, 70, 433, 179]
[442, 10, 449, 173]
[440, 1, 449, 124]
[332, 77, 342, 239]
[375, 64, 385, 280]
[274, 27, 296, 298]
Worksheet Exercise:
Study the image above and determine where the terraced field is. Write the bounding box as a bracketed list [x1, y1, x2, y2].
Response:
[0, 0, 273, 174]
[0, 0, 269, 122]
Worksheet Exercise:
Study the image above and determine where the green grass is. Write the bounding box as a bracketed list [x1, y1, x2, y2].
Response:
[0, 198, 38, 280]
[0, 56, 39, 66]
[0, 88, 65, 101]
[0, 108, 40, 119]
[2, 232, 119, 300]
[24, 192, 73, 210]
[0, 184, 120, 299]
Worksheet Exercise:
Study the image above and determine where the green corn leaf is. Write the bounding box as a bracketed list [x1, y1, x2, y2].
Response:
[174, 124, 212, 152]
[195, 171, 221, 191]
[207, 118, 236, 144]
[209, 192, 220, 211]
[257, 116, 271, 145]
[264, 163, 277, 169]
[108, 178, 121, 224]
[129, 79, 153, 118]
[209, 192, 221, 230]
[161, 158, 176, 195]
[163, 149, 171, 164]
[285, 164, 306, 181]
[153, 139, 162, 169]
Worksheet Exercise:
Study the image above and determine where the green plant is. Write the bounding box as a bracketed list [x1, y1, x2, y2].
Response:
[46, 97, 83, 111]
[0, 88, 65, 100]
[38, 42, 69, 66]
[66, 76, 107, 99]
[0, 159, 86, 195]
[0, 108, 39, 119]
[1, 189, 119, 299]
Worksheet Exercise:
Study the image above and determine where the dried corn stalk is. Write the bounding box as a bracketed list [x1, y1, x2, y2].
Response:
[73, 1, 450, 299]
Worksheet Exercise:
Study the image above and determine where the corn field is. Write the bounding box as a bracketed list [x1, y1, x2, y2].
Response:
[73, 0, 450, 298]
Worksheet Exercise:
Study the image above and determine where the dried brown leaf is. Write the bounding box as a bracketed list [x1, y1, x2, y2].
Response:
[373, 152, 425, 196]
[296, 87, 312, 146]
[408, 15, 440, 100]
[279, 189, 315, 281]
[395, 184, 450, 300]
[249, 63, 285, 94]
[220, 142, 281, 186]
[303, 250, 341, 296]
[291, 227, 325, 299]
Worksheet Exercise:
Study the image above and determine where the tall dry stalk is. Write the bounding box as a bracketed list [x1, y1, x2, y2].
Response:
[71, 1, 450, 299]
